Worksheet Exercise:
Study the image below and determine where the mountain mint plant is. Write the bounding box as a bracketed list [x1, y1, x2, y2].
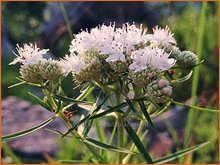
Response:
[4, 23, 210, 164]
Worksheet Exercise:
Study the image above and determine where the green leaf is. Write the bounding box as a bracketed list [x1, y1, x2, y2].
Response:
[57, 160, 88, 164]
[123, 120, 154, 163]
[77, 84, 95, 100]
[153, 142, 210, 164]
[89, 102, 126, 119]
[139, 101, 157, 132]
[172, 70, 193, 83]
[126, 98, 138, 113]
[2, 116, 56, 141]
[28, 92, 52, 111]
[84, 138, 139, 155]
[53, 94, 94, 105]
[172, 100, 218, 113]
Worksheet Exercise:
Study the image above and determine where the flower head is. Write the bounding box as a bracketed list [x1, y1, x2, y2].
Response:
[60, 54, 86, 76]
[9, 43, 48, 65]
[129, 47, 175, 72]
[148, 26, 176, 46]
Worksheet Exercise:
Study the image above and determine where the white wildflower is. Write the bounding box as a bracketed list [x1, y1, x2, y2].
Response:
[9, 43, 48, 65]
[148, 26, 176, 46]
[103, 41, 125, 62]
[150, 48, 176, 70]
[115, 23, 148, 54]
[60, 54, 86, 76]
[129, 47, 175, 72]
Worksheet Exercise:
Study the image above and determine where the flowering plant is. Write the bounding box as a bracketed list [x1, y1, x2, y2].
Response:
[3, 23, 213, 164]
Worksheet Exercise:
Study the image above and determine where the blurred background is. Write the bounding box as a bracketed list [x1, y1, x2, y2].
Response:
[1, 1, 218, 164]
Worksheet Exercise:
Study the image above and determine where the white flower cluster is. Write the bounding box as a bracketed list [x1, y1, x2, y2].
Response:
[10, 43, 63, 83]
[61, 23, 176, 76]
[61, 23, 179, 86]
[10, 23, 198, 104]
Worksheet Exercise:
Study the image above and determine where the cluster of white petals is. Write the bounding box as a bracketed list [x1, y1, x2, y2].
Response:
[9, 43, 49, 66]
[66, 23, 176, 75]
[148, 26, 176, 46]
[60, 55, 86, 76]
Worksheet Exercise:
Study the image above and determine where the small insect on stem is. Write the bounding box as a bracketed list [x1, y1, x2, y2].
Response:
[63, 109, 78, 120]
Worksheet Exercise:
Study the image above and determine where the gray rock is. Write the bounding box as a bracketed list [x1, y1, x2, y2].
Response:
[2, 96, 68, 159]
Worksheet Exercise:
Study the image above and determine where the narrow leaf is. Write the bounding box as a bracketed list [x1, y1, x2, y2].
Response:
[77, 84, 95, 100]
[126, 98, 138, 113]
[28, 92, 52, 111]
[84, 138, 139, 155]
[172, 70, 193, 83]
[172, 100, 218, 113]
[8, 81, 26, 88]
[53, 94, 94, 105]
[139, 101, 157, 132]
[89, 102, 126, 119]
[2, 116, 56, 141]
[123, 120, 154, 163]
[153, 142, 210, 164]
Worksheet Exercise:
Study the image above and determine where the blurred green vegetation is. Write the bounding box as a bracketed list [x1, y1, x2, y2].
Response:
[1, 2, 218, 164]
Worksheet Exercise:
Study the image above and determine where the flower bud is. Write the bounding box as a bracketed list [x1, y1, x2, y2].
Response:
[129, 65, 162, 88]
[19, 62, 43, 83]
[127, 91, 135, 99]
[40, 60, 62, 80]
[176, 51, 199, 69]
[146, 79, 172, 104]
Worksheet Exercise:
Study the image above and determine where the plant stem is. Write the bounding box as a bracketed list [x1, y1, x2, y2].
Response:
[59, 2, 73, 40]
[182, 2, 207, 163]
[57, 111, 104, 163]
[116, 93, 124, 164]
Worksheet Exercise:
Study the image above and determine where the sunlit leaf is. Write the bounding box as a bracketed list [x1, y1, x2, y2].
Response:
[84, 138, 139, 155]
[153, 142, 210, 164]
[53, 94, 94, 105]
[28, 92, 52, 111]
[171, 70, 193, 83]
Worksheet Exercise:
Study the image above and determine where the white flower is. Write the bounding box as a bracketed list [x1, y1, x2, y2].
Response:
[129, 47, 175, 72]
[150, 48, 176, 70]
[9, 43, 48, 65]
[104, 41, 125, 62]
[148, 26, 176, 46]
[129, 48, 151, 72]
[69, 23, 115, 56]
[115, 23, 148, 54]
[60, 54, 86, 76]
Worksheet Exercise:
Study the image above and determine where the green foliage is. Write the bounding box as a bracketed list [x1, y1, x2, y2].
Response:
[2, 2, 46, 41]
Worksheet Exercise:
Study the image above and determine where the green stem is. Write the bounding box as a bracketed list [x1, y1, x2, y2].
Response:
[182, 2, 207, 163]
[57, 111, 103, 163]
[116, 93, 124, 164]
[59, 2, 73, 40]
[108, 120, 117, 145]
